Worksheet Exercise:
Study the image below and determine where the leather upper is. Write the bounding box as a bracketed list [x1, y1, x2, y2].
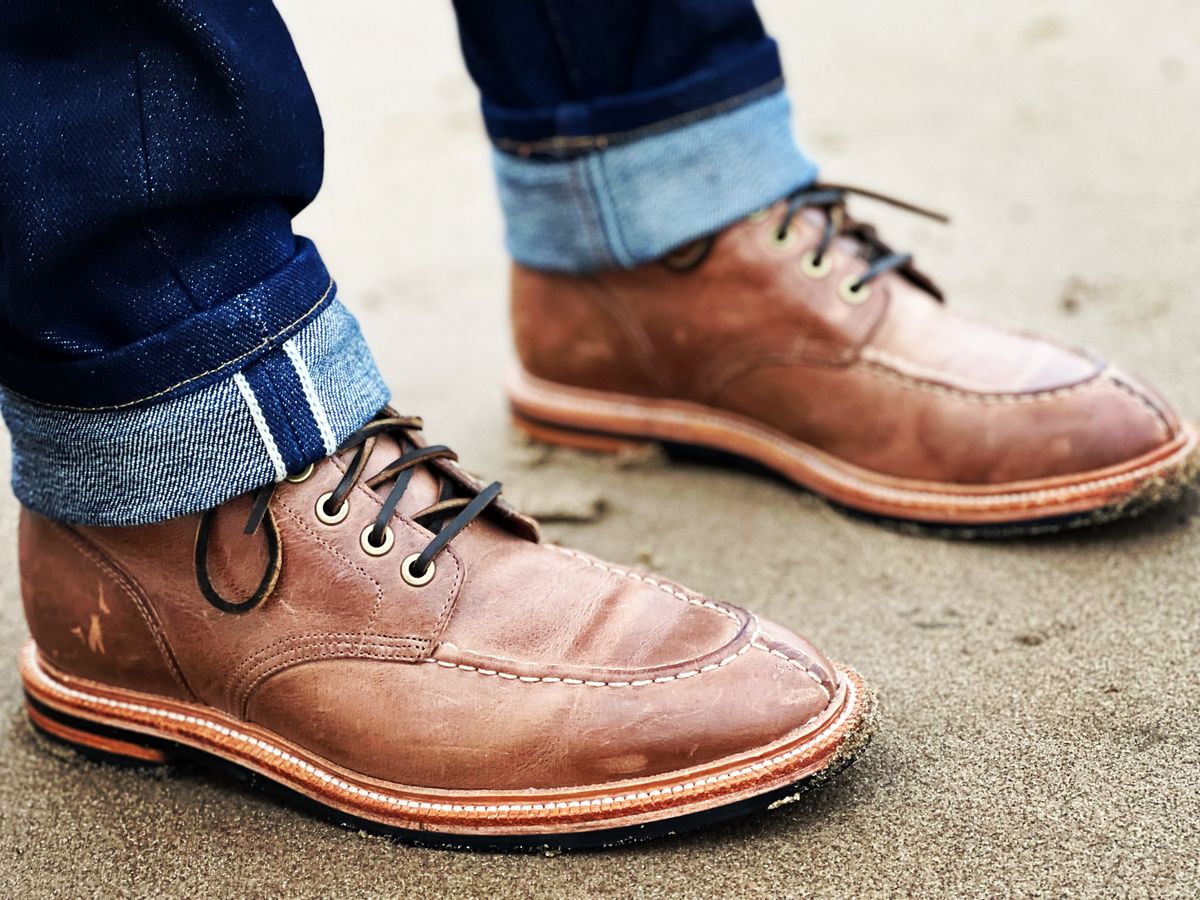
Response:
[19, 439, 839, 791]
[511, 202, 1181, 484]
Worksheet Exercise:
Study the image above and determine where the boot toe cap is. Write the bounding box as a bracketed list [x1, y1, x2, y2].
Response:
[1001, 367, 1181, 482]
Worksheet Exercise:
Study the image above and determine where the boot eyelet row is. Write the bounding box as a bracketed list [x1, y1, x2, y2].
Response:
[401, 553, 436, 587]
[838, 277, 872, 306]
[315, 492, 350, 525]
[285, 463, 314, 484]
[313, 493, 406, 566]
[360, 524, 394, 557]
[799, 250, 833, 280]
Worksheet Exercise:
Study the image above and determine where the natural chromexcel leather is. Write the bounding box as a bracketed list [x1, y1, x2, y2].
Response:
[19, 435, 840, 793]
[511, 202, 1182, 486]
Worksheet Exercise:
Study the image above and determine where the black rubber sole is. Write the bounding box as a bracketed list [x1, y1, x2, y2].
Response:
[25, 693, 872, 853]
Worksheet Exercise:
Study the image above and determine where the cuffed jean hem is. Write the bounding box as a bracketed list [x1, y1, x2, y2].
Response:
[1, 299, 389, 526]
[492, 90, 818, 273]
[483, 38, 784, 150]
[0, 237, 334, 410]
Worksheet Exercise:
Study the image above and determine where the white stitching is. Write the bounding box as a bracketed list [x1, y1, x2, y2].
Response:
[751, 641, 827, 689]
[282, 338, 337, 455]
[426, 640, 753, 687]
[234, 373, 286, 482]
[544, 545, 743, 624]
[859, 353, 1098, 404]
[22, 643, 855, 817]
[859, 347, 991, 392]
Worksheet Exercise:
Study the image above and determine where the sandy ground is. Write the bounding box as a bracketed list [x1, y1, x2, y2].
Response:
[3, 1, 1200, 896]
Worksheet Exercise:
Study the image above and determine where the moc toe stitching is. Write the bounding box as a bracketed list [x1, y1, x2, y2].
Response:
[864, 349, 1178, 434]
[856, 354, 1103, 405]
[426, 635, 758, 688]
[842, 357, 1179, 481]
[543, 543, 747, 627]
[1100, 370, 1177, 442]
[749, 633, 836, 699]
[428, 554, 758, 687]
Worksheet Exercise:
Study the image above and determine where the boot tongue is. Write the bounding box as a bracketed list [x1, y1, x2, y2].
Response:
[341, 429, 444, 519]
[800, 206, 944, 302]
[806, 193, 947, 301]
[801, 207, 871, 261]
[324, 415, 541, 545]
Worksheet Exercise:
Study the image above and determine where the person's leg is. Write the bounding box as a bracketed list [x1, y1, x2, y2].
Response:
[451, 0, 1196, 530]
[451, 0, 814, 270]
[0, 0, 388, 525]
[7, 1, 870, 847]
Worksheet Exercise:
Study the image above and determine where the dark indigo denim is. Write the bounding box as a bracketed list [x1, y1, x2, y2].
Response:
[0, 0, 329, 410]
[449, 1, 819, 271]
[0, 0, 389, 524]
[451, 0, 784, 153]
[0, 0, 815, 524]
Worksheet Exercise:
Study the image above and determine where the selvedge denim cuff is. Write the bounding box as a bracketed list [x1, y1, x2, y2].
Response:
[492, 90, 819, 273]
[482, 38, 785, 149]
[1, 300, 389, 526]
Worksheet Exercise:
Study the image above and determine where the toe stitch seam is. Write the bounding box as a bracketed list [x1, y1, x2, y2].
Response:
[1101, 373, 1174, 441]
[858, 349, 1104, 404]
[750, 639, 833, 697]
[427, 638, 755, 687]
[544, 544, 744, 626]
[428, 631, 832, 695]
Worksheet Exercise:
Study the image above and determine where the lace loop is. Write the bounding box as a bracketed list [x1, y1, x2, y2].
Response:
[776, 183, 947, 292]
[194, 415, 502, 610]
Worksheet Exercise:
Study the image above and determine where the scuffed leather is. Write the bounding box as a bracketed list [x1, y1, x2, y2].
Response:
[20, 513, 192, 700]
[19, 440, 839, 791]
[512, 203, 1181, 484]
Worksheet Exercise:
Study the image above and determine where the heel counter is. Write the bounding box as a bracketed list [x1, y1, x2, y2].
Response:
[510, 263, 663, 394]
[19, 510, 192, 700]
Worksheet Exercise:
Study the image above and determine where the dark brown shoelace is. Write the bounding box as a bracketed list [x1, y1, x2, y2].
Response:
[195, 415, 501, 613]
[777, 182, 949, 293]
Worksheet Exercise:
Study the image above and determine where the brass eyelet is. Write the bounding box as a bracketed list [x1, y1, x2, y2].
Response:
[285, 462, 314, 484]
[767, 227, 798, 252]
[799, 250, 834, 280]
[838, 276, 872, 305]
[401, 553, 436, 587]
[747, 208, 771, 223]
[315, 492, 349, 525]
[360, 524, 394, 557]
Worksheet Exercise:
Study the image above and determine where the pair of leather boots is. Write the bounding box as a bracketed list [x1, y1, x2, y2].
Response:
[20, 190, 1196, 850]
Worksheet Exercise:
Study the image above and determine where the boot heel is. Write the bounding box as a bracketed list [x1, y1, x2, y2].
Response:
[25, 694, 174, 767]
[511, 410, 654, 455]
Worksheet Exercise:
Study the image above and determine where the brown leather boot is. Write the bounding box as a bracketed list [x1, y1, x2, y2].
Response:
[508, 186, 1198, 533]
[18, 414, 871, 850]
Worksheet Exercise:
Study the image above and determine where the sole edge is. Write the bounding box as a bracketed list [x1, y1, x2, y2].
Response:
[508, 370, 1200, 532]
[19, 642, 873, 851]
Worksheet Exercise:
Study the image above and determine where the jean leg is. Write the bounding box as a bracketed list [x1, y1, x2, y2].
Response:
[0, 1, 388, 524]
[450, 0, 818, 272]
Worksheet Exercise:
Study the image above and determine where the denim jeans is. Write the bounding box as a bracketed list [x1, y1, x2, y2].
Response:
[0, 0, 817, 525]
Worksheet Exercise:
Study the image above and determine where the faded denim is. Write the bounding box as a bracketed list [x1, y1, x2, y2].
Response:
[492, 91, 818, 271]
[0, 1, 389, 525]
[2, 302, 389, 525]
[1, 0, 814, 525]
[452, 0, 786, 150]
